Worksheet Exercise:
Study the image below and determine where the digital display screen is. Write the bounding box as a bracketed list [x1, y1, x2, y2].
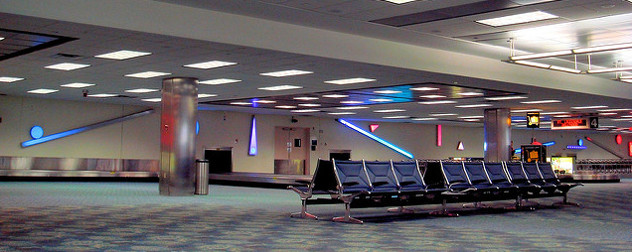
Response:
[551, 157, 574, 175]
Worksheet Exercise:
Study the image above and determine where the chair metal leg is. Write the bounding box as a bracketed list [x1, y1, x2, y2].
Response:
[430, 199, 459, 217]
[290, 200, 318, 220]
[552, 194, 581, 207]
[332, 202, 363, 224]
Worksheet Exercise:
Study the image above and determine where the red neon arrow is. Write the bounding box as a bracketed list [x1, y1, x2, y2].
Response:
[369, 124, 379, 132]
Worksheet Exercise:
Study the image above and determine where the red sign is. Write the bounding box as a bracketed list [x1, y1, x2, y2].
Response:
[616, 134, 623, 145]
[369, 124, 379, 132]
[551, 118, 589, 130]
[629, 142, 632, 157]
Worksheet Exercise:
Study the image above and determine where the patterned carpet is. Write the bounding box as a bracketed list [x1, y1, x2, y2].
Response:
[1, 180, 631, 251]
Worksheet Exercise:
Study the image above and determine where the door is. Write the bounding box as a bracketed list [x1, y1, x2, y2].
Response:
[274, 127, 310, 175]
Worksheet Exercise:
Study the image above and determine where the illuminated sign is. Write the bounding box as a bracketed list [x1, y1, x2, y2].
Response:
[337, 119, 414, 159]
[551, 118, 593, 130]
[542, 141, 556, 147]
[527, 112, 540, 128]
[629, 142, 632, 157]
[457, 141, 464, 151]
[566, 145, 587, 150]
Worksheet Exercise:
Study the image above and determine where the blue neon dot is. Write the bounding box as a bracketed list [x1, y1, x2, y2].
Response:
[578, 139, 583, 146]
[196, 121, 199, 135]
[30, 126, 44, 139]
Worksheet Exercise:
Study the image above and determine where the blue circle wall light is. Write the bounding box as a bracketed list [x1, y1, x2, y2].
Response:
[30, 126, 44, 139]
[196, 121, 199, 135]
[578, 139, 584, 146]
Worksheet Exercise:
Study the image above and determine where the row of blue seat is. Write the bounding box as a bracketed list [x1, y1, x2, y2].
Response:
[289, 159, 581, 224]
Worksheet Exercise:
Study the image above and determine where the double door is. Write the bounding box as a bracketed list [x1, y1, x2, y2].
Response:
[274, 127, 309, 175]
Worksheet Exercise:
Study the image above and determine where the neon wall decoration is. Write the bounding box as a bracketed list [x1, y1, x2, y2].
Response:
[248, 116, 258, 156]
[616, 134, 622, 145]
[436, 125, 442, 146]
[22, 109, 154, 148]
[336, 118, 414, 159]
[629, 142, 632, 157]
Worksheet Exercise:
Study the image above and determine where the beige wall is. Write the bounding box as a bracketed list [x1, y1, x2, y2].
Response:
[2, 96, 630, 174]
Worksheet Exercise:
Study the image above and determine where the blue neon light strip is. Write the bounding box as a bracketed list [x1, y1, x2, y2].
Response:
[21, 109, 154, 148]
[542, 141, 556, 147]
[566, 145, 587, 150]
[248, 116, 258, 156]
[336, 118, 414, 159]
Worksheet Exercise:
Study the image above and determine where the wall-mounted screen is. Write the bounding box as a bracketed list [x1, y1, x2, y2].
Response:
[551, 156, 574, 175]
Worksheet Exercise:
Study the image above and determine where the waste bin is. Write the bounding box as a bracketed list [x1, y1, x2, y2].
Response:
[195, 159, 209, 195]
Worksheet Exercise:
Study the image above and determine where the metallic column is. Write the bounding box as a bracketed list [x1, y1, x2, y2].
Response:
[159, 77, 198, 196]
[484, 108, 511, 162]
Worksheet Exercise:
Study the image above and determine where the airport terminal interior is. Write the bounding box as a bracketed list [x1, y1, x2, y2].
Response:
[1, 0, 632, 250]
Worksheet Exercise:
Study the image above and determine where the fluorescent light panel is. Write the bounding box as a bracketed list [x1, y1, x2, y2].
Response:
[374, 90, 402, 94]
[294, 96, 319, 100]
[336, 106, 368, 110]
[476, 11, 558, 27]
[125, 88, 158, 93]
[183, 60, 237, 69]
[374, 109, 406, 113]
[231, 102, 253, 105]
[88, 94, 117, 98]
[252, 100, 276, 104]
[125, 71, 170, 78]
[455, 104, 492, 108]
[298, 103, 320, 107]
[340, 101, 363, 104]
[383, 0, 418, 4]
[383, 116, 410, 119]
[328, 112, 356, 115]
[28, 88, 58, 94]
[410, 87, 439, 91]
[370, 98, 393, 102]
[324, 78, 375, 85]
[457, 92, 483, 96]
[276, 105, 297, 109]
[142, 98, 161, 102]
[198, 94, 217, 98]
[322, 94, 348, 98]
[429, 113, 457, 116]
[292, 109, 320, 113]
[0, 76, 24, 82]
[520, 100, 561, 104]
[420, 95, 446, 99]
[485, 96, 527, 101]
[412, 118, 437, 121]
[511, 109, 543, 113]
[45, 63, 90, 71]
[419, 100, 456, 105]
[60, 82, 95, 88]
[260, 69, 312, 77]
[571, 105, 608, 109]
[258, 85, 302, 91]
[199, 78, 241, 85]
[95, 50, 151, 60]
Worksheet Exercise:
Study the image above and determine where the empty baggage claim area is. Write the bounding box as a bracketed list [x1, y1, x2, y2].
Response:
[1, 0, 632, 250]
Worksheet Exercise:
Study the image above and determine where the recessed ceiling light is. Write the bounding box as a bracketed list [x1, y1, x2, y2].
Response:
[0, 37, 4, 41]
[142, 98, 161, 102]
[621, 115, 632, 118]
[457, 92, 483, 96]
[429, 113, 457, 116]
[511, 109, 543, 113]
[369, 98, 393, 102]
[374, 109, 406, 113]
[230, 102, 253, 105]
[0, 76, 25, 82]
[45, 63, 90, 71]
[199, 78, 241, 85]
[328, 112, 356, 115]
[458, 116, 484, 119]
[420, 95, 446, 99]
[412, 118, 438, 121]
[28, 88, 58, 94]
[125, 88, 159, 93]
[485, 96, 528, 101]
[336, 106, 368, 110]
[324, 78, 376, 85]
[410, 87, 439, 91]
[383, 116, 410, 119]
[373, 90, 402, 94]
[512, 119, 527, 122]
[340, 101, 363, 104]
[183, 60, 237, 69]
[260, 69, 313, 77]
[322, 94, 349, 98]
[258, 85, 302, 91]
[298, 103, 321, 107]
[276, 105, 297, 109]
[553, 115, 572, 118]
[198, 94, 218, 98]
[419, 100, 457, 105]
[252, 100, 276, 104]
[455, 104, 492, 108]
[124, 71, 171, 78]
[60, 82, 96, 88]
[294, 96, 319, 100]
[383, 0, 418, 4]
[520, 100, 561, 104]
[599, 112, 618, 116]
[571, 105, 608, 109]
[291, 109, 320, 113]
[610, 118, 632, 121]
[463, 119, 480, 122]
[88, 93, 117, 98]
[476, 11, 558, 27]
[598, 108, 631, 112]
[95, 50, 151, 60]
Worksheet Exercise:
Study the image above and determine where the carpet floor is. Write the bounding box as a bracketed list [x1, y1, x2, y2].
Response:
[1, 180, 631, 251]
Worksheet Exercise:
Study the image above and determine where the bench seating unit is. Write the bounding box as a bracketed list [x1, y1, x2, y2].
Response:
[536, 162, 583, 205]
